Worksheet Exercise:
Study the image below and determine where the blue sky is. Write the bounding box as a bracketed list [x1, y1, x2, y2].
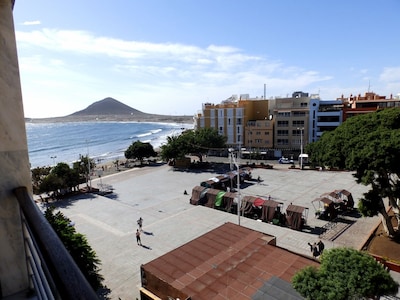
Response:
[13, 0, 400, 118]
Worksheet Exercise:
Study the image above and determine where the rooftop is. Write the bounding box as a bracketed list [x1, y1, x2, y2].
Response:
[141, 222, 319, 299]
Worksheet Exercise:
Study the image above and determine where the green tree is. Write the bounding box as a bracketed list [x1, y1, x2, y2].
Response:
[292, 247, 399, 300]
[72, 155, 96, 187]
[160, 128, 227, 161]
[39, 162, 81, 196]
[31, 166, 51, 194]
[125, 140, 157, 164]
[44, 206, 104, 291]
[306, 108, 400, 236]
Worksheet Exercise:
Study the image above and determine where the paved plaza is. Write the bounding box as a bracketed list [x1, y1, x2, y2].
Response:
[50, 161, 396, 299]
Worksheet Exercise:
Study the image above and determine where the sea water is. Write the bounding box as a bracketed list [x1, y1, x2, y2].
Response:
[26, 121, 193, 168]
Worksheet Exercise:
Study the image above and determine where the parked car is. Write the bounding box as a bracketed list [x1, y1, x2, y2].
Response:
[278, 157, 294, 164]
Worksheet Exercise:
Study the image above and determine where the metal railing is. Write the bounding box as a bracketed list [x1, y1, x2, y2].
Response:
[14, 187, 99, 300]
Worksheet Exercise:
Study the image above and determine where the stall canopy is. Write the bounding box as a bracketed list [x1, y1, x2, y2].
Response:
[334, 189, 354, 209]
[286, 204, 308, 230]
[205, 189, 222, 208]
[222, 192, 237, 212]
[190, 186, 208, 205]
[242, 196, 283, 222]
[214, 191, 226, 207]
[312, 197, 337, 220]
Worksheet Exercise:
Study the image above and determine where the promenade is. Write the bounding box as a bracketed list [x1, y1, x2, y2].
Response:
[49, 160, 397, 299]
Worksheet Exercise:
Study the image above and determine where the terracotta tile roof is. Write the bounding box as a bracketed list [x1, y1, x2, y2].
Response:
[141, 222, 319, 299]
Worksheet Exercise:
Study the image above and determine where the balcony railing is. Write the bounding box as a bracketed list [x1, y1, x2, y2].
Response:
[14, 187, 99, 300]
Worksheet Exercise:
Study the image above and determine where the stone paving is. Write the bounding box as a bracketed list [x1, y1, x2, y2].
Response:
[49, 160, 399, 299]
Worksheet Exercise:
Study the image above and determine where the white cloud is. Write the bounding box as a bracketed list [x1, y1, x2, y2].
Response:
[15, 28, 334, 118]
[21, 20, 41, 26]
[379, 67, 400, 83]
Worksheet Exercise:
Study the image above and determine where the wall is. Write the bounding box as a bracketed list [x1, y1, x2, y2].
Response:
[0, 0, 31, 296]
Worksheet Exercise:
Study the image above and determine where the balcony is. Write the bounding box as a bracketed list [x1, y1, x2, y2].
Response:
[6, 187, 99, 299]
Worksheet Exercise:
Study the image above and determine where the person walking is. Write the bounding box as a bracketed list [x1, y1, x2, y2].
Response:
[317, 240, 325, 254]
[136, 229, 142, 246]
[137, 217, 143, 231]
[308, 242, 319, 259]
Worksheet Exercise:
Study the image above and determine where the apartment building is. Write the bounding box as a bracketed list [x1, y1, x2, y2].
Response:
[270, 91, 314, 153]
[195, 92, 315, 157]
[309, 99, 343, 143]
[339, 92, 400, 121]
[194, 94, 271, 150]
[195, 90, 400, 158]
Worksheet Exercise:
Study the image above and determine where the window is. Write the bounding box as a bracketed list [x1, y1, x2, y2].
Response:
[237, 118, 242, 125]
[278, 112, 291, 117]
[277, 121, 289, 127]
[277, 130, 289, 136]
[292, 120, 305, 126]
[292, 129, 302, 135]
[293, 111, 306, 116]
[277, 139, 289, 145]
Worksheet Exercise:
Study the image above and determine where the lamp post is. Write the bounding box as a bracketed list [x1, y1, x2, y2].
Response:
[297, 127, 304, 170]
[229, 148, 241, 226]
[50, 156, 57, 166]
[86, 140, 91, 190]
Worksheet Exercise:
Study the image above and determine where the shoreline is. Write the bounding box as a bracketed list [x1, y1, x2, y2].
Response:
[25, 115, 194, 124]
[27, 121, 194, 169]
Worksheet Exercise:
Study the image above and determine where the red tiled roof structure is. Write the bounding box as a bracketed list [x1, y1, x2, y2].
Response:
[140, 222, 319, 300]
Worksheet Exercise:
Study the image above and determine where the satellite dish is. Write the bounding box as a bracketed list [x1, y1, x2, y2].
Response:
[269, 114, 273, 120]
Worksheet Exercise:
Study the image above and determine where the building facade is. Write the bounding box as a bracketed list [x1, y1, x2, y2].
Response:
[196, 90, 400, 159]
[338, 92, 400, 121]
[194, 94, 271, 150]
[309, 99, 343, 143]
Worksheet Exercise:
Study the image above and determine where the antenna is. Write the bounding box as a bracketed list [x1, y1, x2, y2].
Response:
[368, 80, 371, 92]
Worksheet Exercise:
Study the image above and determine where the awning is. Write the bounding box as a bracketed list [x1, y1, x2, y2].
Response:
[215, 191, 226, 207]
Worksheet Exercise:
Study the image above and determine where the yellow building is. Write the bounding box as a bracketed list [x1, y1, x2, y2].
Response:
[194, 94, 272, 150]
[195, 91, 317, 159]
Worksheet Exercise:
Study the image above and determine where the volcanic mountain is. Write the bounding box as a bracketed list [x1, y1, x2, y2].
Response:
[69, 97, 147, 116]
[27, 97, 193, 123]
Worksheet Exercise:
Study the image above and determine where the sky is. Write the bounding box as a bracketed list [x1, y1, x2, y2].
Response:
[13, 0, 400, 118]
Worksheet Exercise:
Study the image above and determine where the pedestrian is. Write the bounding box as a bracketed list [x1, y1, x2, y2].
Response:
[307, 242, 313, 253]
[317, 240, 325, 254]
[312, 243, 319, 259]
[308, 242, 319, 259]
[137, 217, 143, 231]
[136, 229, 142, 246]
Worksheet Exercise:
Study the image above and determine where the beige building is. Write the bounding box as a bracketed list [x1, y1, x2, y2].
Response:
[194, 94, 272, 150]
[195, 91, 316, 158]
[271, 91, 316, 153]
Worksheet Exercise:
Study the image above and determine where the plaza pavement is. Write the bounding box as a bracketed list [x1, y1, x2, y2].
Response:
[49, 160, 399, 299]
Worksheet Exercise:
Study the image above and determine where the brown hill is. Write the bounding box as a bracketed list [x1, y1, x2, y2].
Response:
[26, 97, 194, 124]
[69, 97, 146, 116]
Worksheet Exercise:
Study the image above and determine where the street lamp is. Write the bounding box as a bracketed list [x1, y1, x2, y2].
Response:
[50, 156, 57, 166]
[297, 127, 304, 170]
[86, 140, 92, 190]
[229, 148, 241, 226]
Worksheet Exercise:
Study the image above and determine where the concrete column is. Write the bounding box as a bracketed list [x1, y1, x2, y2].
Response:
[0, 0, 31, 296]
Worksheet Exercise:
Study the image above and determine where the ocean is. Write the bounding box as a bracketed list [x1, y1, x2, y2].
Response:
[25, 121, 193, 168]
